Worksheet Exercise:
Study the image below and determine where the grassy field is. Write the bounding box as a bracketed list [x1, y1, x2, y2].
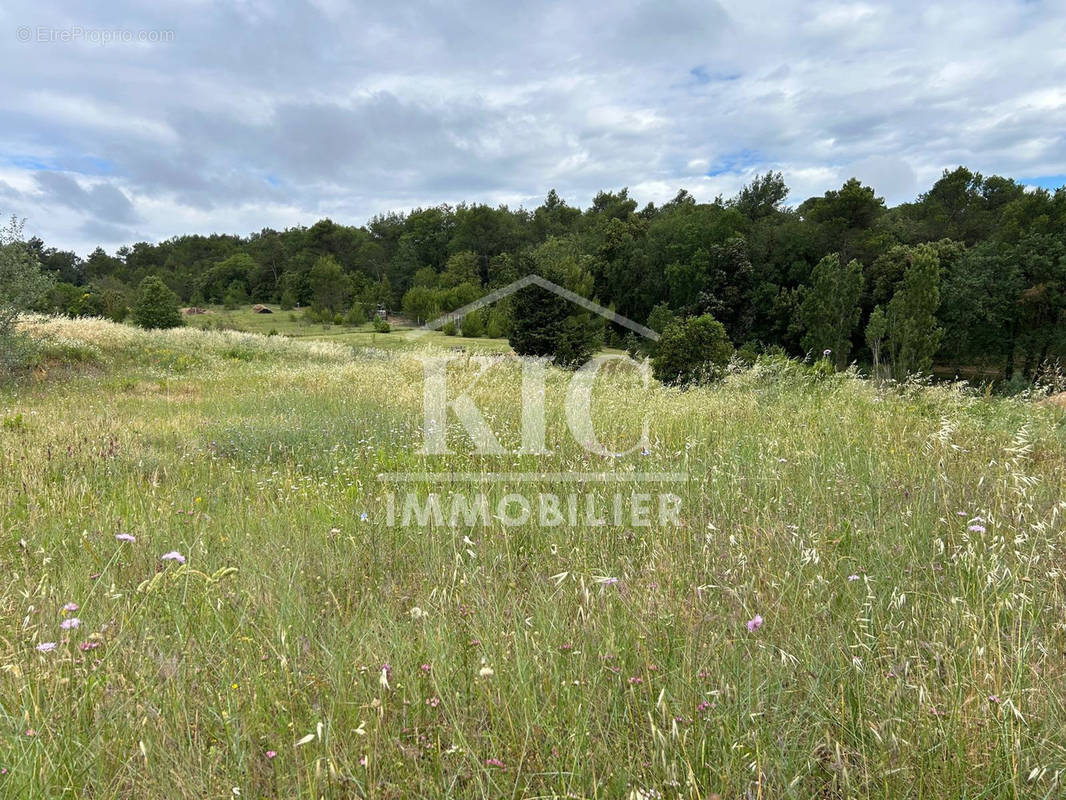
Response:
[182, 304, 513, 353]
[2, 316, 1066, 798]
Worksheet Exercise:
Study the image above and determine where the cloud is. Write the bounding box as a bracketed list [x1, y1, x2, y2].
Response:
[33, 171, 138, 224]
[0, 0, 1063, 254]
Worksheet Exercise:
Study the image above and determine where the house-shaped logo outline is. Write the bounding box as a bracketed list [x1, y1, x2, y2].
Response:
[414, 274, 660, 341]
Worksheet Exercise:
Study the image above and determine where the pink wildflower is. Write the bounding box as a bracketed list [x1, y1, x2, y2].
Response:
[746, 614, 763, 632]
[266, 750, 277, 759]
[115, 533, 136, 543]
[36, 642, 57, 653]
[160, 551, 186, 564]
[62, 602, 79, 613]
[60, 618, 80, 630]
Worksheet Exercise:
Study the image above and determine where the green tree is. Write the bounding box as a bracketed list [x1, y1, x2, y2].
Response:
[728, 171, 789, 220]
[646, 302, 677, 335]
[886, 245, 942, 379]
[344, 302, 368, 326]
[223, 280, 247, 310]
[799, 254, 864, 368]
[1, 216, 54, 373]
[651, 314, 734, 386]
[485, 308, 508, 339]
[440, 251, 481, 288]
[402, 286, 440, 324]
[509, 239, 603, 368]
[308, 255, 350, 312]
[865, 305, 887, 379]
[460, 308, 485, 337]
[132, 275, 184, 330]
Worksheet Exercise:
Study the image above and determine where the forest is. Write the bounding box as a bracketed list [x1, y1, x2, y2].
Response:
[28, 166, 1066, 384]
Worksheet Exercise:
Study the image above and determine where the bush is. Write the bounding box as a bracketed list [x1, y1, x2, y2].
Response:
[442, 320, 458, 336]
[485, 309, 508, 339]
[372, 317, 391, 333]
[345, 303, 367, 326]
[460, 309, 484, 338]
[651, 314, 734, 387]
[332, 313, 344, 326]
[132, 276, 184, 330]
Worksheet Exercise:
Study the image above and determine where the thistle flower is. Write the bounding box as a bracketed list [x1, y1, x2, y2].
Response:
[160, 551, 186, 564]
[746, 614, 763, 632]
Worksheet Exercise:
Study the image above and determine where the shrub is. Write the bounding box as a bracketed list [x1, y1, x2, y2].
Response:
[132, 276, 184, 330]
[345, 303, 367, 326]
[460, 310, 484, 337]
[372, 317, 391, 333]
[442, 320, 458, 336]
[651, 314, 734, 387]
[485, 309, 508, 339]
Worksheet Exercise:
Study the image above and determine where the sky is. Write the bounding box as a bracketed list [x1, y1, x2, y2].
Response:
[1, 0, 1065, 256]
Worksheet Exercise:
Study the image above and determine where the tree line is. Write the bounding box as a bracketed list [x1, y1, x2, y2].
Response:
[27, 166, 1066, 383]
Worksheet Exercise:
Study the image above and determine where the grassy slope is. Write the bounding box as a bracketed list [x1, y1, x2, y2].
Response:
[2, 317, 1065, 798]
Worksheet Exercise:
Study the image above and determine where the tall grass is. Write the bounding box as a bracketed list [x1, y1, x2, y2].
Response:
[1, 318, 1064, 798]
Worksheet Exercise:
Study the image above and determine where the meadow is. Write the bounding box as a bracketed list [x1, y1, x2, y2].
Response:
[2, 316, 1065, 799]
[181, 304, 512, 353]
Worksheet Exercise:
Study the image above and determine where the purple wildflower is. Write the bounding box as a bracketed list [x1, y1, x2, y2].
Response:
[115, 533, 136, 543]
[746, 614, 763, 632]
[36, 642, 57, 652]
[60, 618, 80, 630]
[160, 551, 186, 564]
[62, 602, 79, 613]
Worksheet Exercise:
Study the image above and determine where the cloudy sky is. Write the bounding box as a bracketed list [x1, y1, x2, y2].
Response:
[2, 0, 1065, 256]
